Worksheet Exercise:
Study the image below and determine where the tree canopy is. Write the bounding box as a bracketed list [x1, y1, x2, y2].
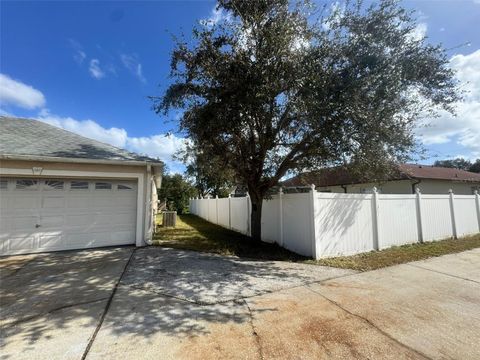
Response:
[157, 174, 196, 214]
[154, 0, 459, 240]
[434, 158, 480, 173]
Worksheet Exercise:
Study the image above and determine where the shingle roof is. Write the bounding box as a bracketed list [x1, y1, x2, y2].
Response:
[283, 164, 480, 187]
[0, 116, 163, 164]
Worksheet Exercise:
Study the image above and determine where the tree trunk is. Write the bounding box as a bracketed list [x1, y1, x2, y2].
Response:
[249, 193, 263, 242]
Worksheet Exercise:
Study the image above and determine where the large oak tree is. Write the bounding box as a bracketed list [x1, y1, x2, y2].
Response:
[155, 0, 459, 241]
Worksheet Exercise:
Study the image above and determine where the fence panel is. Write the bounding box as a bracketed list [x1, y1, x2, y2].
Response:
[261, 196, 279, 243]
[281, 193, 313, 257]
[217, 198, 230, 228]
[421, 195, 453, 241]
[454, 196, 479, 237]
[378, 194, 419, 248]
[230, 197, 249, 234]
[315, 193, 375, 257]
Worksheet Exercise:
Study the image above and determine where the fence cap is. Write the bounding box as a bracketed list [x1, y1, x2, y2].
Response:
[310, 184, 316, 191]
[449, 189, 454, 194]
[475, 190, 479, 195]
[415, 187, 421, 194]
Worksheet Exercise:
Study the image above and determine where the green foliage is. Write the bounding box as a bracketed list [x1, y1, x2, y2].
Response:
[434, 158, 480, 173]
[154, 0, 459, 239]
[177, 143, 236, 197]
[157, 174, 196, 214]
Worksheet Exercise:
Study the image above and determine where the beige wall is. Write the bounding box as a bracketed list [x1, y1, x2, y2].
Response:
[0, 159, 143, 176]
[317, 179, 479, 195]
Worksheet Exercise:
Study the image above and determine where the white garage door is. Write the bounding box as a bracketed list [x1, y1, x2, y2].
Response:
[0, 178, 137, 255]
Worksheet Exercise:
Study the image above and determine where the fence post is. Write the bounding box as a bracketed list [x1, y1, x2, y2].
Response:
[449, 189, 458, 239]
[207, 196, 210, 222]
[228, 194, 232, 230]
[215, 195, 219, 225]
[246, 193, 251, 236]
[279, 187, 284, 246]
[415, 188, 424, 243]
[372, 187, 380, 250]
[475, 190, 480, 232]
[309, 184, 318, 259]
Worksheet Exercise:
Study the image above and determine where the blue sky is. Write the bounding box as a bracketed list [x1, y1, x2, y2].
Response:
[1, 0, 479, 173]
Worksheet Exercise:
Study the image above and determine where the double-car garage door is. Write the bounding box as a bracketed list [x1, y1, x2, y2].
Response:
[0, 178, 137, 255]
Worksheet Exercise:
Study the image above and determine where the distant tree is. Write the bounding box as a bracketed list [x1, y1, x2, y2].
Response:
[155, 0, 459, 241]
[469, 159, 480, 173]
[177, 143, 236, 198]
[434, 158, 472, 170]
[157, 174, 196, 214]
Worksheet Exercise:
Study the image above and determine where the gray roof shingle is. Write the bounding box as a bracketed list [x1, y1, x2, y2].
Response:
[0, 116, 163, 164]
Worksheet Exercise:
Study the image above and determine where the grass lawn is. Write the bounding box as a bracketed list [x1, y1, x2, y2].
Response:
[153, 214, 480, 271]
[153, 214, 306, 261]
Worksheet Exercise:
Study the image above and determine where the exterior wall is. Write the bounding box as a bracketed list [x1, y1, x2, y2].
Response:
[317, 179, 480, 195]
[0, 159, 158, 246]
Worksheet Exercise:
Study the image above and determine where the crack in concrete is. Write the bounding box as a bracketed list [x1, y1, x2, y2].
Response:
[305, 285, 433, 360]
[406, 264, 480, 284]
[81, 248, 136, 360]
[244, 299, 264, 360]
[122, 271, 360, 307]
[1, 297, 110, 328]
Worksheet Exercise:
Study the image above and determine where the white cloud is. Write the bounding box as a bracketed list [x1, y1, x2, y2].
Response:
[201, 5, 230, 26]
[69, 39, 86, 65]
[36, 110, 187, 171]
[409, 22, 428, 42]
[417, 49, 480, 157]
[37, 109, 127, 147]
[89, 59, 105, 79]
[0, 74, 46, 109]
[120, 54, 146, 83]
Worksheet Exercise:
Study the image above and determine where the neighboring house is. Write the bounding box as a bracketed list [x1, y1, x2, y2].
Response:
[283, 164, 480, 195]
[0, 116, 163, 255]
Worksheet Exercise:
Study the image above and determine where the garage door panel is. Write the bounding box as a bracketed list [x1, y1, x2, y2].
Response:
[1, 178, 137, 255]
[41, 215, 65, 228]
[66, 196, 90, 208]
[12, 216, 38, 231]
[65, 214, 92, 226]
[6, 235, 36, 251]
[42, 197, 65, 209]
[39, 234, 64, 248]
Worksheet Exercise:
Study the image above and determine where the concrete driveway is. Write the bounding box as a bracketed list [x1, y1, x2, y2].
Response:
[1, 247, 479, 359]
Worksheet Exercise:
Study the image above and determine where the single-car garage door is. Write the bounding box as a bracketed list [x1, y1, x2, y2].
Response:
[0, 178, 137, 255]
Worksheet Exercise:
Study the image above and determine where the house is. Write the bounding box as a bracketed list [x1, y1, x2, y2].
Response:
[0, 116, 163, 255]
[282, 164, 480, 195]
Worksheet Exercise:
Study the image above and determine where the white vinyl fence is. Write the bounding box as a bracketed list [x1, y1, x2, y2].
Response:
[189, 188, 480, 259]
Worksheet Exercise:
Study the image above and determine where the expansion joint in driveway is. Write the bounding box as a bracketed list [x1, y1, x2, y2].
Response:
[244, 299, 264, 360]
[3, 297, 110, 328]
[406, 264, 480, 284]
[81, 248, 136, 360]
[305, 286, 433, 360]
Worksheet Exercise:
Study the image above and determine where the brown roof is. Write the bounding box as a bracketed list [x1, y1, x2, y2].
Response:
[282, 164, 480, 188]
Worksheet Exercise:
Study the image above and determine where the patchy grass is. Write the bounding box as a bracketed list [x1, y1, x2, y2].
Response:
[153, 214, 480, 271]
[310, 234, 480, 271]
[153, 214, 306, 261]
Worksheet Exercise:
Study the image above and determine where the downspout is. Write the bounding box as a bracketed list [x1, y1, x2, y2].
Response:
[411, 179, 421, 194]
[340, 185, 348, 193]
